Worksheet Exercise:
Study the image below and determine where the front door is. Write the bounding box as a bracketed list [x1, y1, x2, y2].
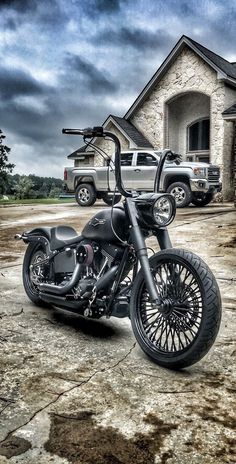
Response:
[132, 152, 158, 190]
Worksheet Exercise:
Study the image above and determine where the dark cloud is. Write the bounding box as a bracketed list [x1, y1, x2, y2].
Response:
[0, 67, 49, 101]
[91, 27, 172, 51]
[0, 0, 37, 12]
[65, 54, 118, 94]
[81, 0, 120, 16]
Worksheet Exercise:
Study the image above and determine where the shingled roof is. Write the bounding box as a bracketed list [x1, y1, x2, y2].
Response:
[187, 36, 236, 80]
[67, 145, 94, 159]
[109, 115, 153, 148]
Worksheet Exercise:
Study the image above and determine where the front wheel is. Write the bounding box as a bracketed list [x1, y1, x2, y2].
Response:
[130, 249, 221, 369]
[167, 182, 192, 208]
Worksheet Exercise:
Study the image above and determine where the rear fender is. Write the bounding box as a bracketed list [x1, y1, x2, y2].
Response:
[17, 227, 51, 248]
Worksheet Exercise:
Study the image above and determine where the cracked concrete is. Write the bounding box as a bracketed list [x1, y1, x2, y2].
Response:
[0, 202, 235, 463]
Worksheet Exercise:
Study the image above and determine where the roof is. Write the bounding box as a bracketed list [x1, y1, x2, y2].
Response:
[222, 103, 236, 119]
[125, 35, 236, 119]
[67, 145, 94, 159]
[187, 36, 236, 80]
[109, 115, 153, 148]
[222, 103, 236, 115]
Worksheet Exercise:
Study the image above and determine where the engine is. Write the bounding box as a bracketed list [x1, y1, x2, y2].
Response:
[73, 241, 124, 300]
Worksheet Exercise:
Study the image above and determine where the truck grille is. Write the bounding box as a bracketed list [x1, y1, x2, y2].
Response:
[208, 166, 220, 182]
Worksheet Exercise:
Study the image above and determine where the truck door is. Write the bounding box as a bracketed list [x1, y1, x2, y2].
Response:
[132, 152, 159, 190]
[109, 152, 136, 190]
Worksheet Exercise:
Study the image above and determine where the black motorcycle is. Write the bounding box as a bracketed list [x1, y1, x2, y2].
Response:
[16, 127, 221, 369]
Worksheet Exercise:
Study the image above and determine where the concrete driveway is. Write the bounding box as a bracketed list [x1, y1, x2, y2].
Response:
[0, 202, 235, 464]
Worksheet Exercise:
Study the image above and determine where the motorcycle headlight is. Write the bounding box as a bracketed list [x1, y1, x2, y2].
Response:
[153, 195, 176, 226]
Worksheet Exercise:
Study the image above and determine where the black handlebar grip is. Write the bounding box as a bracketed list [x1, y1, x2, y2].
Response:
[62, 126, 104, 137]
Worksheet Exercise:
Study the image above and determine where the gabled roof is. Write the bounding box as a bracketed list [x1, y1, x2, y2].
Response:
[125, 35, 236, 119]
[67, 145, 94, 159]
[107, 115, 153, 148]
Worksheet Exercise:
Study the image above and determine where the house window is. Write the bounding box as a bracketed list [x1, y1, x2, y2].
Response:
[188, 118, 210, 151]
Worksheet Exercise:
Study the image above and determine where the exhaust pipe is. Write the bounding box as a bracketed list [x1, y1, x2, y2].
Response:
[39, 263, 82, 295]
[95, 265, 118, 292]
[39, 292, 85, 312]
[40, 263, 118, 298]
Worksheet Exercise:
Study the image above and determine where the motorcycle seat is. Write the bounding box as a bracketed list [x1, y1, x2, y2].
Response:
[50, 225, 84, 250]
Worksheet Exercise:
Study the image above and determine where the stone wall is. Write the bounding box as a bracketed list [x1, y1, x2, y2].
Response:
[93, 121, 130, 166]
[222, 86, 236, 200]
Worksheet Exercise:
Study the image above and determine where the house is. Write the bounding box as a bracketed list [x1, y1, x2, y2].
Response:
[68, 35, 236, 200]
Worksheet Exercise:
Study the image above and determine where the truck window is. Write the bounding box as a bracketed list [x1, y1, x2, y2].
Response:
[137, 153, 158, 166]
[120, 153, 133, 166]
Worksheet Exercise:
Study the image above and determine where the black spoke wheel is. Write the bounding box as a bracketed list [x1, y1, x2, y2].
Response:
[130, 249, 221, 369]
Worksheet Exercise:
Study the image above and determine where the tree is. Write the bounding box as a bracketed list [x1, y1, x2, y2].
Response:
[0, 130, 15, 195]
[14, 176, 34, 199]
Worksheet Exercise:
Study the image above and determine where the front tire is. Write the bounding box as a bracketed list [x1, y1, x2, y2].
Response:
[75, 183, 96, 207]
[130, 249, 221, 369]
[167, 182, 192, 208]
[191, 192, 214, 207]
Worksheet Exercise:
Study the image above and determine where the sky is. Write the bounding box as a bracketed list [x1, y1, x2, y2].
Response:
[1, 0, 236, 178]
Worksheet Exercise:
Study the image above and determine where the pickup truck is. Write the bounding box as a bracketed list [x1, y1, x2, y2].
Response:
[63, 150, 222, 208]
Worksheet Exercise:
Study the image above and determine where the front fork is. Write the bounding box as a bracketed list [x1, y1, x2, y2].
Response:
[126, 198, 172, 303]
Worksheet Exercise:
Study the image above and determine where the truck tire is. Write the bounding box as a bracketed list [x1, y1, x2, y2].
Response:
[75, 183, 96, 206]
[167, 182, 192, 208]
[191, 192, 214, 207]
[102, 194, 122, 206]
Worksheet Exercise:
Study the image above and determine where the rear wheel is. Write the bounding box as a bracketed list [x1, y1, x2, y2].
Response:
[130, 249, 221, 369]
[75, 183, 96, 206]
[191, 192, 214, 207]
[23, 243, 50, 307]
[167, 182, 192, 208]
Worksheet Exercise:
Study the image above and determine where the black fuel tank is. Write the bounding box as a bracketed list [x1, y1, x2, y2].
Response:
[82, 207, 128, 243]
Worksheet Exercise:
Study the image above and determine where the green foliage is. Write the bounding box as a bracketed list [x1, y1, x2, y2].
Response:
[14, 176, 34, 199]
[0, 130, 15, 195]
[6, 174, 63, 199]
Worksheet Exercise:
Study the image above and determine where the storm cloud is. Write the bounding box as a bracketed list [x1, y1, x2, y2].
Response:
[65, 53, 118, 94]
[0, 0, 236, 177]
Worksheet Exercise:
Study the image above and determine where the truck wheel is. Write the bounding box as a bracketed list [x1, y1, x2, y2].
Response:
[167, 182, 192, 208]
[102, 194, 122, 206]
[191, 192, 214, 207]
[75, 184, 96, 206]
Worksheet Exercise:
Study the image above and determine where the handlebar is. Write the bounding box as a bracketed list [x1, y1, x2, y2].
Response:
[62, 127, 104, 137]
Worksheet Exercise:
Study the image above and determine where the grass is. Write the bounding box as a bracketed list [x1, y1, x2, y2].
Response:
[0, 197, 75, 206]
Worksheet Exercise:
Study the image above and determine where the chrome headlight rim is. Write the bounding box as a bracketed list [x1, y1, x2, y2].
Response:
[152, 194, 176, 227]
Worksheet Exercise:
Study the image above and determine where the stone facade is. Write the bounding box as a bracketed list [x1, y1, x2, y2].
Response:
[130, 47, 236, 200]
[93, 121, 130, 167]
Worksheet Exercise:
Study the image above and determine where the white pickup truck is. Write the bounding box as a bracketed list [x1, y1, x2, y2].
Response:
[64, 150, 221, 207]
